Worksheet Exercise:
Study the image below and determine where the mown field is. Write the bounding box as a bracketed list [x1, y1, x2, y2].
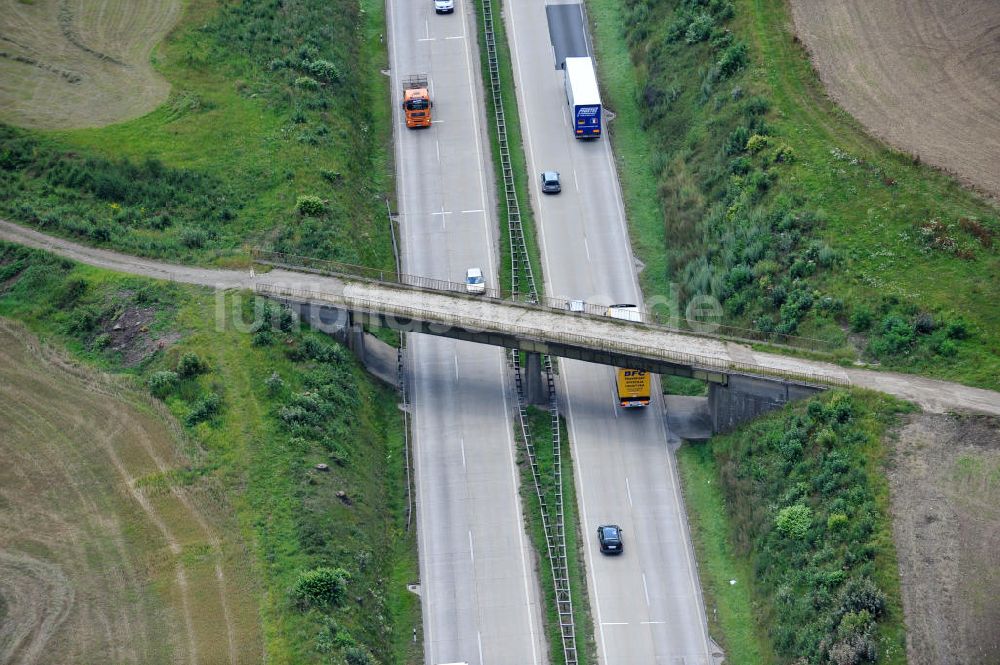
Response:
[0, 242, 421, 665]
[587, 0, 1000, 391]
[0, 0, 395, 268]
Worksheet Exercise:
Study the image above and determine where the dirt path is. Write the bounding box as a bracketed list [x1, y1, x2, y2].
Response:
[2, 218, 1000, 416]
[790, 0, 1000, 200]
[0, 319, 261, 664]
[0, 0, 182, 129]
[887, 413, 1000, 664]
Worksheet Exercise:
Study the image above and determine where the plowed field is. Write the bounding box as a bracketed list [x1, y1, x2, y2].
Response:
[790, 0, 1000, 199]
[0, 319, 261, 664]
[0, 0, 181, 128]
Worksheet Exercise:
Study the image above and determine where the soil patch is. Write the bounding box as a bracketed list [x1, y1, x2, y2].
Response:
[101, 303, 180, 366]
[790, 0, 1000, 200]
[0, 0, 182, 129]
[887, 413, 1000, 664]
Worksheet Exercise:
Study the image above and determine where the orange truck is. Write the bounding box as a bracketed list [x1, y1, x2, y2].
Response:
[402, 75, 432, 128]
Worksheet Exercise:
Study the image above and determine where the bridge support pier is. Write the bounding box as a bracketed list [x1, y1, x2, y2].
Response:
[346, 311, 366, 362]
[708, 374, 823, 433]
[524, 352, 546, 405]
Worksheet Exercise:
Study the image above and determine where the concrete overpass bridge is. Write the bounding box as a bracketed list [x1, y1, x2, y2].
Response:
[249, 251, 1000, 426]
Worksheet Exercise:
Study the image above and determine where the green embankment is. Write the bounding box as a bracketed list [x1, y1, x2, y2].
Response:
[0, 242, 420, 664]
[0, 0, 395, 270]
[586, 0, 999, 390]
[678, 391, 910, 664]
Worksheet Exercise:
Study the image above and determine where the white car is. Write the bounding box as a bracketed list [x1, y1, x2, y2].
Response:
[465, 267, 485, 294]
[435, 0, 455, 13]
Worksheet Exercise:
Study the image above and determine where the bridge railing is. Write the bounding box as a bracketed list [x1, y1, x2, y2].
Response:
[253, 282, 850, 388]
[252, 249, 838, 353]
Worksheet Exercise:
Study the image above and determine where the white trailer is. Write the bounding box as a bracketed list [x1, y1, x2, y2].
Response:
[564, 56, 602, 138]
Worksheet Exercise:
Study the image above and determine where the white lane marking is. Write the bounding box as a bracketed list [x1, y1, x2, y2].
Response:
[564, 382, 610, 665]
[445, 35, 465, 40]
[468, 530, 475, 563]
[477, 631, 485, 665]
[461, 209, 485, 214]
[601, 622, 629, 626]
[417, 37, 436, 42]
[641, 621, 666, 625]
[436, 139, 441, 162]
[642, 572, 650, 607]
[625, 476, 633, 508]
[431, 120, 445, 123]
[499, 355, 542, 664]
[425, 19, 430, 40]
[573, 168, 580, 192]
[429, 210, 453, 216]
[583, 236, 591, 262]
[455, 355, 460, 380]
[562, 104, 569, 128]
[461, 437, 467, 468]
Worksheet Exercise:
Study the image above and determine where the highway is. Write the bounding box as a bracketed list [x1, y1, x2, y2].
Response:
[385, 0, 548, 662]
[504, 0, 715, 662]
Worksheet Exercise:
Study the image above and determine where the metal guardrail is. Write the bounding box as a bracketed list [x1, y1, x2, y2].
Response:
[253, 283, 851, 388]
[251, 248, 837, 353]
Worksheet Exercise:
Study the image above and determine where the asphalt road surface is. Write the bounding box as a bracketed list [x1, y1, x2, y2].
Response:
[504, 1, 715, 663]
[385, 0, 548, 662]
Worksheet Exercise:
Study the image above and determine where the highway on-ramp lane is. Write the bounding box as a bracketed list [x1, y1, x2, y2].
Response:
[504, 1, 715, 663]
[385, 0, 548, 662]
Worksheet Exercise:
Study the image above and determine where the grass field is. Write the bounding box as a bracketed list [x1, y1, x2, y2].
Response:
[0, 0, 396, 269]
[0, 318, 262, 664]
[586, 0, 1000, 390]
[0, 0, 181, 129]
[0, 242, 421, 664]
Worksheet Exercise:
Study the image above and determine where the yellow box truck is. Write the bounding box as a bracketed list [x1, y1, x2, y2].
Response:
[606, 305, 651, 408]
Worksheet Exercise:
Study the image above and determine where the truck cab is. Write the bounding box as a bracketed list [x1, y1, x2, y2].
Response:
[402, 75, 432, 128]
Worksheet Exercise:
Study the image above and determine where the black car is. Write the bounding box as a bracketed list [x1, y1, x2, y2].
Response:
[540, 170, 561, 194]
[597, 524, 623, 554]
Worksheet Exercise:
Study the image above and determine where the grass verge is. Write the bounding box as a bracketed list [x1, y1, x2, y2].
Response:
[521, 407, 597, 665]
[0, 241, 421, 664]
[683, 389, 910, 664]
[677, 443, 773, 663]
[585, 0, 999, 390]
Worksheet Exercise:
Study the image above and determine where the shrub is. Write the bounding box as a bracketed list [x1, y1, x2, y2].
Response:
[838, 576, 887, 618]
[185, 392, 221, 426]
[775, 504, 812, 539]
[717, 42, 748, 78]
[177, 352, 208, 378]
[93, 333, 112, 350]
[827, 512, 849, 532]
[294, 76, 320, 90]
[869, 315, 915, 357]
[850, 307, 873, 332]
[296, 195, 325, 216]
[746, 133, 769, 153]
[148, 370, 179, 398]
[291, 567, 350, 608]
[306, 59, 342, 82]
[252, 330, 274, 347]
[56, 278, 88, 307]
[264, 371, 284, 394]
[178, 226, 208, 249]
[945, 318, 969, 339]
[685, 13, 715, 43]
[344, 646, 374, 665]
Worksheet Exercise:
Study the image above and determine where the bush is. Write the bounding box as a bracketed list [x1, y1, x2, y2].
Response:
[685, 13, 715, 43]
[296, 195, 325, 216]
[93, 333, 112, 350]
[746, 133, 769, 153]
[148, 370, 179, 398]
[850, 307, 873, 332]
[344, 646, 374, 665]
[717, 42, 748, 78]
[291, 567, 350, 608]
[869, 315, 915, 357]
[294, 76, 320, 90]
[177, 352, 207, 378]
[775, 504, 812, 539]
[252, 330, 274, 346]
[264, 371, 285, 394]
[306, 59, 342, 82]
[185, 392, 221, 426]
